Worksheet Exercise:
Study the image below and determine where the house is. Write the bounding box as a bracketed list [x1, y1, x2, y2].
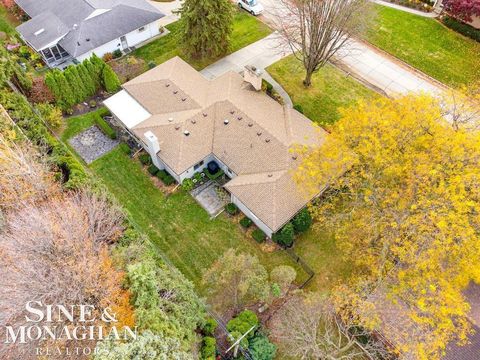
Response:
[369, 282, 480, 359]
[15, 0, 165, 68]
[104, 57, 328, 237]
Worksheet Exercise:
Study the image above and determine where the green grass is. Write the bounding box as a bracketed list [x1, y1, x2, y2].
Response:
[295, 225, 354, 294]
[60, 108, 110, 142]
[366, 4, 480, 87]
[133, 11, 272, 70]
[90, 147, 307, 290]
[267, 56, 378, 125]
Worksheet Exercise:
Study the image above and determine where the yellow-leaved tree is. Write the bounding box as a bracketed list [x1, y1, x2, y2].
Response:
[296, 94, 480, 360]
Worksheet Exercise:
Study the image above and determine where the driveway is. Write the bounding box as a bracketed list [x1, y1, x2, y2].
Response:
[149, 0, 181, 26]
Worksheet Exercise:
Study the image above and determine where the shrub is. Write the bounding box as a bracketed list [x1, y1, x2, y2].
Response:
[272, 223, 295, 248]
[36, 103, 62, 129]
[95, 116, 116, 139]
[147, 164, 159, 175]
[119, 143, 131, 155]
[442, 16, 480, 42]
[292, 208, 312, 233]
[227, 310, 258, 339]
[182, 178, 195, 191]
[225, 203, 238, 216]
[293, 104, 304, 114]
[201, 337, 216, 359]
[240, 216, 253, 229]
[249, 335, 277, 360]
[205, 168, 224, 180]
[112, 49, 122, 59]
[252, 229, 266, 243]
[139, 153, 152, 166]
[202, 318, 218, 336]
[148, 61, 156, 69]
[89, 100, 97, 108]
[102, 65, 121, 93]
[157, 170, 175, 186]
[103, 52, 114, 62]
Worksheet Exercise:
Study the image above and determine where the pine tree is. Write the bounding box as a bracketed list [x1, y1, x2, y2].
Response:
[64, 66, 87, 103]
[84, 57, 102, 91]
[77, 62, 96, 97]
[102, 65, 121, 93]
[50, 70, 75, 110]
[45, 71, 62, 106]
[178, 0, 234, 59]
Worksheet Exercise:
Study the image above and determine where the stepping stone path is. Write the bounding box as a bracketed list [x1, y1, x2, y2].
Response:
[69, 126, 119, 164]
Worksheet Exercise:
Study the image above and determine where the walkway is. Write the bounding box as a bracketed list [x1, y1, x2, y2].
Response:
[372, 0, 439, 18]
[148, 0, 181, 26]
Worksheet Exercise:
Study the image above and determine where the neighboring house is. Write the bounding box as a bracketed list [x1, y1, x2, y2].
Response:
[104, 57, 328, 237]
[370, 282, 480, 359]
[15, 0, 164, 68]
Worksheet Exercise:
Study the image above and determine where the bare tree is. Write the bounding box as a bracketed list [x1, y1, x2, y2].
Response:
[269, 293, 386, 360]
[276, 0, 373, 87]
[0, 191, 126, 359]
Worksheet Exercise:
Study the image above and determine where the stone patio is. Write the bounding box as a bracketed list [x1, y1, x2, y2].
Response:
[191, 181, 230, 217]
[69, 126, 119, 164]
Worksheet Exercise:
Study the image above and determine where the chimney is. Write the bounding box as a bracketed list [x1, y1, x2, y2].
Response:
[144, 131, 160, 155]
[244, 65, 263, 91]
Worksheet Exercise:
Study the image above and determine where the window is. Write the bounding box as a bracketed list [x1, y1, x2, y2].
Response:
[194, 160, 204, 170]
[138, 26, 145, 33]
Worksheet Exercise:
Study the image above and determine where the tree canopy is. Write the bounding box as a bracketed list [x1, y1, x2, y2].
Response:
[296, 94, 480, 359]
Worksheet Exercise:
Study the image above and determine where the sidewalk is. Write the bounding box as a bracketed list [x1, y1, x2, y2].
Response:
[372, 0, 439, 18]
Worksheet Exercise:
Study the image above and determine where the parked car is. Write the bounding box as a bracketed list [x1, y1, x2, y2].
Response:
[237, 0, 264, 16]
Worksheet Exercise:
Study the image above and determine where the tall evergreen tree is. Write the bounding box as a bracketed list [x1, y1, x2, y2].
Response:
[50, 70, 75, 110]
[44, 72, 62, 106]
[65, 66, 88, 103]
[102, 65, 121, 93]
[84, 57, 101, 91]
[77, 63, 96, 97]
[177, 0, 234, 59]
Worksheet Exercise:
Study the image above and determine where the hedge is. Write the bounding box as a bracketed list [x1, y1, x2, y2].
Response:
[95, 115, 116, 139]
[442, 16, 480, 43]
[0, 90, 87, 189]
[252, 229, 266, 243]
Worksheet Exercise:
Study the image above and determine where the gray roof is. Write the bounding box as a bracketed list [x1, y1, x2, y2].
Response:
[15, 0, 164, 55]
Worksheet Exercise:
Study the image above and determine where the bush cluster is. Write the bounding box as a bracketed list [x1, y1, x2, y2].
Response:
[182, 178, 195, 191]
[139, 153, 152, 166]
[157, 170, 175, 186]
[201, 336, 216, 360]
[272, 222, 295, 248]
[148, 164, 159, 176]
[240, 216, 253, 229]
[252, 228, 266, 243]
[442, 16, 480, 42]
[225, 203, 239, 216]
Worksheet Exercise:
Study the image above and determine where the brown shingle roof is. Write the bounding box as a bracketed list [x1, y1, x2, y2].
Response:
[121, 57, 328, 233]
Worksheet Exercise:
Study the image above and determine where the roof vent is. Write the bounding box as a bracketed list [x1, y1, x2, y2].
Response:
[86, 38, 90, 42]
[230, 110, 235, 115]
[191, 119, 196, 124]
[181, 98, 186, 102]
[168, 117, 173, 122]
[292, 155, 298, 160]
[175, 125, 180, 130]
[257, 132, 262, 136]
[34, 28, 45, 36]
[203, 113, 208, 117]
[184, 130, 190, 136]
[73, 24, 78, 30]
[268, 174, 273, 178]
[224, 119, 229, 125]
[173, 90, 178, 94]
[265, 138, 270, 143]
[166, 84, 170, 87]
[248, 123, 253, 127]
[237, 116, 243, 121]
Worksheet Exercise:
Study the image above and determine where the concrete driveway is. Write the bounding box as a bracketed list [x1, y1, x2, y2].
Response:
[149, 0, 182, 26]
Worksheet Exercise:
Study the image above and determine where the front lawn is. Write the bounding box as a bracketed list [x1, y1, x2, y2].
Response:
[90, 146, 307, 289]
[132, 10, 272, 70]
[366, 5, 480, 88]
[267, 56, 378, 125]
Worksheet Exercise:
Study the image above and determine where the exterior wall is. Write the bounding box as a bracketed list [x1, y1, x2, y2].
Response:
[231, 195, 274, 238]
[75, 20, 160, 62]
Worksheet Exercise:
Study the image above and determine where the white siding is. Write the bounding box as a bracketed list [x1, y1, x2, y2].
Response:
[231, 195, 274, 238]
[75, 20, 160, 62]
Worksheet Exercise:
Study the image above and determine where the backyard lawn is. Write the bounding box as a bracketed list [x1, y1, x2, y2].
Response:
[366, 5, 480, 88]
[89, 146, 308, 290]
[133, 10, 272, 70]
[267, 56, 378, 125]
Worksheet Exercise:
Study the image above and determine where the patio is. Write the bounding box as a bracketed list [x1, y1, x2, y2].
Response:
[191, 181, 230, 217]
